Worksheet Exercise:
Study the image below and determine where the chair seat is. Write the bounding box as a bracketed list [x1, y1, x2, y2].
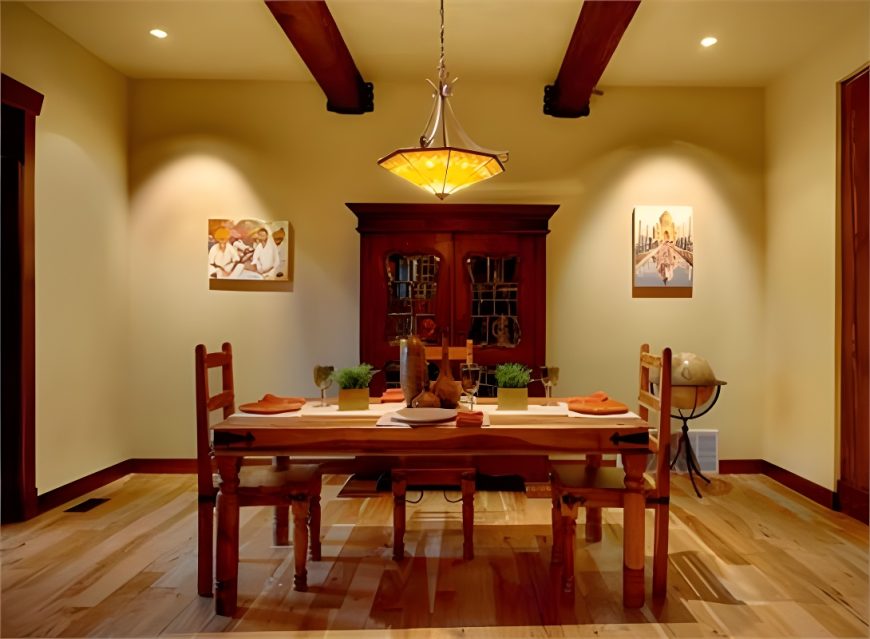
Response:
[551, 463, 654, 501]
[212, 464, 320, 492]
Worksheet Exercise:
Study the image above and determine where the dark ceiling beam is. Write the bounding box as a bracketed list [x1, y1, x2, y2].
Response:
[265, 0, 373, 114]
[543, 0, 640, 118]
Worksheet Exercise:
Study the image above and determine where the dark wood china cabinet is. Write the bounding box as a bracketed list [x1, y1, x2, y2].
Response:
[348, 203, 558, 397]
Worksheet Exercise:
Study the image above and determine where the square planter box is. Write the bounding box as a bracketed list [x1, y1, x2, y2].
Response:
[338, 388, 370, 411]
[497, 387, 528, 411]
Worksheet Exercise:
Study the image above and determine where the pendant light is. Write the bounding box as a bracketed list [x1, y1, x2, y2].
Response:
[377, 0, 508, 199]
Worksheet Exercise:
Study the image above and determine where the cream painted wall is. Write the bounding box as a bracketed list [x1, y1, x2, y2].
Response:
[1, 4, 130, 492]
[764, 21, 869, 490]
[128, 80, 765, 461]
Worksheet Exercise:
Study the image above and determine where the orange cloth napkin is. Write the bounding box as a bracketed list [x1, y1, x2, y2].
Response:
[567, 391, 629, 415]
[239, 394, 305, 414]
[455, 410, 484, 428]
[380, 388, 405, 403]
[262, 394, 305, 404]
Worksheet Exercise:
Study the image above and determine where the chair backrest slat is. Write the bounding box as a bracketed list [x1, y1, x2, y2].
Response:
[207, 390, 234, 413]
[423, 339, 474, 363]
[638, 389, 661, 413]
[195, 342, 235, 496]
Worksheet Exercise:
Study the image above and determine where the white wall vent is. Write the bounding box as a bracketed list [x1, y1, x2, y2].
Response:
[617, 429, 719, 474]
[666, 429, 719, 474]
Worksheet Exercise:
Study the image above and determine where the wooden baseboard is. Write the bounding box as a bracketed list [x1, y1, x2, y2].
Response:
[38, 460, 134, 513]
[721, 459, 836, 510]
[36, 457, 842, 519]
[129, 458, 197, 473]
[719, 459, 766, 474]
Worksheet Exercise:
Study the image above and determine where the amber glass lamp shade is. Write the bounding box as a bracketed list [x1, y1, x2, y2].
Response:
[378, 146, 504, 200]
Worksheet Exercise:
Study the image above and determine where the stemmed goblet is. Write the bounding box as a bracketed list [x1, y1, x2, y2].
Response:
[313, 365, 334, 407]
[460, 364, 482, 410]
[541, 365, 560, 405]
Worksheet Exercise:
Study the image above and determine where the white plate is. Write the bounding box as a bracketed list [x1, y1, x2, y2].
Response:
[392, 407, 457, 423]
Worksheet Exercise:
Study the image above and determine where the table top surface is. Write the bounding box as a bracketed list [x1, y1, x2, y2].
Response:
[211, 401, 651, 456]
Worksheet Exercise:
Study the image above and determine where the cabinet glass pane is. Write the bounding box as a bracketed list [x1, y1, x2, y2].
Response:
[385, 253, 440, 344]
[466, 255, 521, 347]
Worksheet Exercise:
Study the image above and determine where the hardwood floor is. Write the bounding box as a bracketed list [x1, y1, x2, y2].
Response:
[1, 473, 867, 638]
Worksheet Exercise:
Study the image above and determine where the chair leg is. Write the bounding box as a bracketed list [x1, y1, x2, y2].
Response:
[197, 498, 214, 597]
[309, 494, 322, 561]
[550, 487, 563, 564]
[271, 456, 291, 546]
[392, 472, 407, 561]
[273, 506, 290, 546]
[652, 501, 669, 597]
[461, 472, 475, 560]
[291, 498, 310, 592]
[585, 506, 602, 542]
[562, 509, 578, 593]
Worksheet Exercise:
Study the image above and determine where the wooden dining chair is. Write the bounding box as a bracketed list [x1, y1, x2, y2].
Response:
[195, 342, 322, 596]
[550, 343, 672, 598]
[391, 338, 477, 560]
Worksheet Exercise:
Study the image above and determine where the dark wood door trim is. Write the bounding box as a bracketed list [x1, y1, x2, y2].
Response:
[543, 0, 640, 118]
[838, 65, 869, 524]
[265, 1, 373, 114]
[1, 73, 42, 522]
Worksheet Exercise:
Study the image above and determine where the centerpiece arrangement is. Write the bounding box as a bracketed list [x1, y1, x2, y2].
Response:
[332, 364, 376, 411]
[495, 363, 531, 410]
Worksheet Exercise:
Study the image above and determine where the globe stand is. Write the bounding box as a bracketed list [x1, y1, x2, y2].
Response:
[670, 385, 722, 498]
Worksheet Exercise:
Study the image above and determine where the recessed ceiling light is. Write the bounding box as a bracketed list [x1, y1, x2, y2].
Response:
[700, 36, 718, 48]
[150, 28, 168, 39]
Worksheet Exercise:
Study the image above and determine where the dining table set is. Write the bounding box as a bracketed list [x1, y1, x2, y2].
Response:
[209, 389, 656, 617]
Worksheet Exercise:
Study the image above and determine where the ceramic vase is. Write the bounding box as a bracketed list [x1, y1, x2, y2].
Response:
[431, 336, 461, 409]
[399, 334, 428, 408]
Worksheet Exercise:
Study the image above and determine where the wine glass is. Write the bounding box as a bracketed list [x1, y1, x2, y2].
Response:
[460, 364, 482, 410]
[541, 365, 560, 405]
[313, 365, 334, 407]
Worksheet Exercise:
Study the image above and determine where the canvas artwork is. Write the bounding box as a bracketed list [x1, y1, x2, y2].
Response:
[208, 219, 290, 283]
[632, 206, 693, 298]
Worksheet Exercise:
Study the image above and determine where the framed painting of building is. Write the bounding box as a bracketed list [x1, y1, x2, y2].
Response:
[207, 219, 293, 291]
[632, 206, 693, 298]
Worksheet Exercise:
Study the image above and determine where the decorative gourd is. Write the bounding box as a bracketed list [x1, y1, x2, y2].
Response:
[431, 336, 461, 408]
[411, 389, 441, 408]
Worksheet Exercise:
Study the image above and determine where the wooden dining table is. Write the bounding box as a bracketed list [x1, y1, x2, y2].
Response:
[210, 405, 652, 617]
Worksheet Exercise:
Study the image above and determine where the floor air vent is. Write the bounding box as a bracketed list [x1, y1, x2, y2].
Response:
[65, 498, 109, 512]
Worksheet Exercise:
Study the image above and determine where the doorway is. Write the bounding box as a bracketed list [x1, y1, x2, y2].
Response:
[1, 74, 42, 522]
[838, 66, 869, 524]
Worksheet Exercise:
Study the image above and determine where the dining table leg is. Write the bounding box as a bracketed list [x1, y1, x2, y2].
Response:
[622, 452, 647, 608]
[215, 455, 241, 617]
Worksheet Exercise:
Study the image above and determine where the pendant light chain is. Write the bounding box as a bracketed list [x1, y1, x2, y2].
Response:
[438, 0, 447, 85]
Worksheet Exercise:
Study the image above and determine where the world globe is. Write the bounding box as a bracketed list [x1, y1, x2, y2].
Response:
[652, 352, 725, 410]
